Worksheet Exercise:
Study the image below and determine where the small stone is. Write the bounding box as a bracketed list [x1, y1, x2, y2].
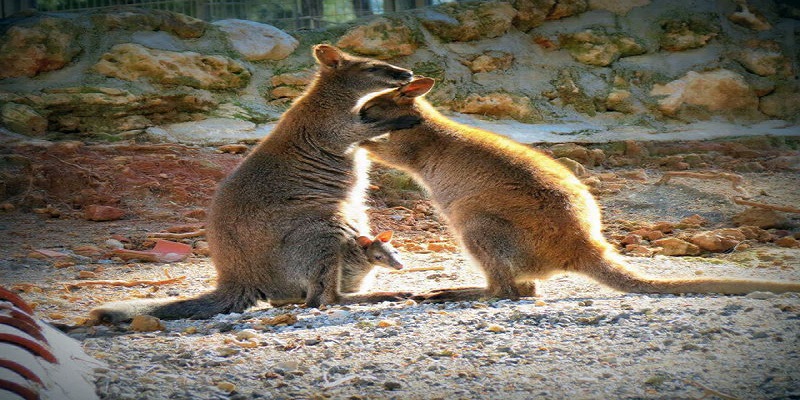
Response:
[487, 324, 506, 332]
[235, 329, 259, 340]
[218, 144, 249, 154]
[652, 237, 701, 256]
[404, 299, 417, 306]
[746, 291, 776, 300]
[680, 214, 707, 226]
[732, 208, 788, 229]
[84, 205, 125, 222]
[384, 381, 402, 391]
[216, 381, 236, 392]
[775, 236, 799, 248]
[77, 270, 97, 279]
[216, 346, 240, 357]
[261, 314, 298, 326]
[377, 319, 399, 328]
[129, 315, 165, 332]
[534, 300, 547, 307]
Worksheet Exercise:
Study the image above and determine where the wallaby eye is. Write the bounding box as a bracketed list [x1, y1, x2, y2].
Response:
[375, 255, 384, 260]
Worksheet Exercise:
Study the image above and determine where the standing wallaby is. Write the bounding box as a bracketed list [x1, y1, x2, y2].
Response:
[358, 77, 800, 300]
[89, 45, 417, 322]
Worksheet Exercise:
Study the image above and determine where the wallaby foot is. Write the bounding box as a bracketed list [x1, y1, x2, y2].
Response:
[517, 281, 538, 297]
[340, 291, 413, 304]
[411, 287, 489, 302]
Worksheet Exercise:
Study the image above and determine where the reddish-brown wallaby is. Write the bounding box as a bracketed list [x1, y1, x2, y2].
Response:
[358, 77, 800, 301]
[89, 45, 417, 322]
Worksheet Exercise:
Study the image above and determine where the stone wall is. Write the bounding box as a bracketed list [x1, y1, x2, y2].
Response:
[0, 0, 798, 141]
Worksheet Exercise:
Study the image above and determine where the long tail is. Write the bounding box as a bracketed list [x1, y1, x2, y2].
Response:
[89, 284, 260, 323]
[586, 254, 800, 295]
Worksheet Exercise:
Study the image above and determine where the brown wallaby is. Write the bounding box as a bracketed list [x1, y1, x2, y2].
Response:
[89, 45, 417, 322]
[270, 230, 405, 306]
[358, 77, 800, 301]
[342, 230, 405, 293]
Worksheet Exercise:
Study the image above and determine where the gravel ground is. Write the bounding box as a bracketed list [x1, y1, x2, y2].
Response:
[2, 142, 800, 399]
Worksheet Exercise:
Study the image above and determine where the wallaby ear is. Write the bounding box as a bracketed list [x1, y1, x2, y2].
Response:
[314, 44, 345, 68]
[376, 230, 393, 243]
[400, 77, 435, 98]
[356, 236, 373, 248]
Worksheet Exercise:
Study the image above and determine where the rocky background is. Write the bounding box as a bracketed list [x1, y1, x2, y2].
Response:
[0, 0, 798, 141]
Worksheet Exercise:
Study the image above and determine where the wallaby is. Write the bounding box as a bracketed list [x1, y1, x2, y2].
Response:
[358, 77, 800, 301]
[342, 230, 405, 293]
[270, 230, 405, 306]
[89, 45, 417, 322]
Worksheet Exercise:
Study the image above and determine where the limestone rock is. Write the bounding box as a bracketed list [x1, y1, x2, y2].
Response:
[759, 86, 800, 120]
[729, 2, 772, 31]
[731, 208, 788, 229]
[588, 0, 649, 15]
[659, 19, 717, 52]
[550, 143, 601, 166]
[271, 70, 314, 87]
[650, 70, 758, 116]
[213, 19, 298, 61]
[652, 237, 701, 256]
[90, 9, 206, 38]
[464, 51, 514, 73]
[337, 18, 418, 59]
[512, 0, 552, 31]
[1, 103, 47, 136]
[452, 93, 539, 122]
[145, 118, 263, 146]
[129, 315, 165, 332]
[22, 86, 217, 135]
[559, 29, 645, 66]
[734, 40, 791, 77]
[737, 226, 772, 242]
[93, 43, 250, 90]
[549, 70, 596, 115]
[775, 236, 799, 248]
[606, 89, 644, 114]
[689, 229, 745, 253]
[548, 0, 588, 20]
[419, 2, 517, 42]
[0, 17, 81, 79]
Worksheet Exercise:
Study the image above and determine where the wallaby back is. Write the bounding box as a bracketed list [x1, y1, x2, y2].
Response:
[358, 77, 800, 300]
[90, 46, 415, 323]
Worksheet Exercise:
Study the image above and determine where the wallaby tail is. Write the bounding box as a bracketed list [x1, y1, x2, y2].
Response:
[89, 284, 260, 323]
[587, 254, 800, 295]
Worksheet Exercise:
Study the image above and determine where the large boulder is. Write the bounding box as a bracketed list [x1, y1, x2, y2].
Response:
[213, 19, 298, 61]
[659, 18, 718, 52]
[90, 9, 207, 38]
[588, 0, 649, 15]
[418, 2, 517, 42]
[734, 40, 792, 77]
[759, 86, 800, 120]
[650, 69, 759, 117]
[1, 103, 48, 136]
[559, 29, 645, 67]
[337, 18, 419, 59]
[19, 87, 217, 135]
[0, 17, 82, 79]
[93, 43, 251, 90]
[452, 92, 540, 122]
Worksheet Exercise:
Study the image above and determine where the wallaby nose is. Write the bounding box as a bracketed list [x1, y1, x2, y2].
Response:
[393, 69, 413, 82]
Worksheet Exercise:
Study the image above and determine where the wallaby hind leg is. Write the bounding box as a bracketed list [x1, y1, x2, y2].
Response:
[460, 215, 523, 299]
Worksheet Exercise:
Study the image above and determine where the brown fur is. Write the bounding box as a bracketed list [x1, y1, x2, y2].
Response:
[89, 46, 416, 322]
[358, 78, 800, 301]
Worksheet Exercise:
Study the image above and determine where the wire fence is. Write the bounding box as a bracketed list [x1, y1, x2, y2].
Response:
[3, 0, 452, 30]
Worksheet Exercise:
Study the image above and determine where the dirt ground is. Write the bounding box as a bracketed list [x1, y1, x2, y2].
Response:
[1, 134, 799, 399]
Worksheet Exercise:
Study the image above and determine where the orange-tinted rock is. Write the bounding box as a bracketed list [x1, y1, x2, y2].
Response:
[775, 236, 799, 248]
[84, 205, 125, 221]
[652, 237, 701, 256]
[689, 229, 745, 252]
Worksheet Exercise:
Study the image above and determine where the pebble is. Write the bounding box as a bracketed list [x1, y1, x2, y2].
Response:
[746, 291, 777, 300]
[486, 324, 505, 332]
[216, 381, 236, 392]
[384, 381, 402, 390]
[129, 315, 165, 332]
[235, 329, 259, 340]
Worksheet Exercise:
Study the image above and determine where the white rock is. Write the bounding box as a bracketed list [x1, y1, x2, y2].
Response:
[146, 117, 268, 146]
[650, 69, 758, 115]
[213, 19, 298, 61]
